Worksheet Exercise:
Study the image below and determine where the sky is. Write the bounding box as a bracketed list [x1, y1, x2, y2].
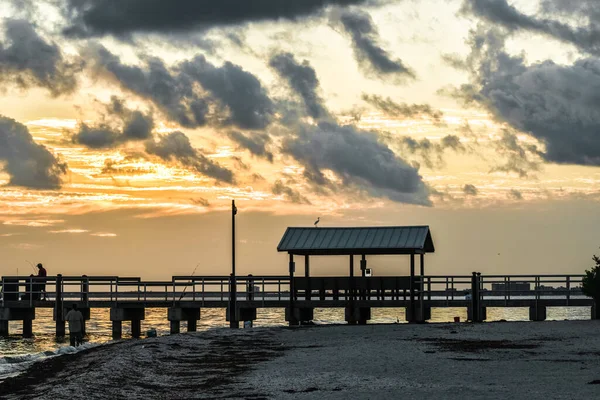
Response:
[0, 0, 599, 279]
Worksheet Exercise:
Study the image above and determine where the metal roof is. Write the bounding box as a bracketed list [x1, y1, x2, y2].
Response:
[277, 226, 434, 256]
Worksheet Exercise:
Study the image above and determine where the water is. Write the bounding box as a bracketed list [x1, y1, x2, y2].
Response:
[0, 306, 591, 381]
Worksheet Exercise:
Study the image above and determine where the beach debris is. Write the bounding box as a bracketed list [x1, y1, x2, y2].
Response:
[418, 338, 540, 353]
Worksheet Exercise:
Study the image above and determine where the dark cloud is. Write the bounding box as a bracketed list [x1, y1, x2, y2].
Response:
[463, 184, 478, 196]
[64, 0, 372, 37]
[181, 56, 274, 130]
[123, 111, 155, 140]
[90, 46, 273, 130]
[430, 187, 457, 203]
[441, 53, 469, 70]
[362, 94, 443, 121]
[73, 96, 154, 148]
[227, 131, 274, 162]
[270, 53, 329, 119]
[508, 189, 523, 200]
[191, 197, 210, 207]
[441, 135, 465, 151]
[336, 10, 415, 79]
[109, 97, 155, 141]
[449, 27, 600, 166]
[389, 134, 465, 169]
[101, 158, 153, 176]
[73, 124, 119, 148]
[540, 0, 600, 22]
[251, 173, 265, 182]
[490, 131, 542, 178]
[0, 116, 67, 189]
[0, 19, 78, 96]
[281, 121, 430, 205]
[462, 0, 600, 56]
[272, 180, 312, 204]
[146, 131, 234, 183]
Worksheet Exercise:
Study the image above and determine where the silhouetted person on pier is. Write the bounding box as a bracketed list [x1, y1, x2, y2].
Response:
[36, 263, 47, 300]
[65, 304, 84, 347]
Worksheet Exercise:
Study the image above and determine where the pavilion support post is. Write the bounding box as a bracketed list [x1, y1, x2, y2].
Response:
[361, 255, 367, 277]
[305, 255, 310, 301]
[420, 253, 425, 323]
[409, 253, 415, 323]
[360, 255, 367, 300]
[348, 255, 356, 324]
[349, 255, 354, 301]
[288, 253, 297, 326]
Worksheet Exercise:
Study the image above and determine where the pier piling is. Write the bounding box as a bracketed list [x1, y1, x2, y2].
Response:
[112, 321, 122, 339]
[406, 306, 431, 323]
[187, 319, 197, 332]
[529, 305, 547, 322]
[22, 319, 33, 338]
[285, 307, 313, 325]
[110, 308, 145, 339]
[168, 308, 200, 334]
[0, 320, 8, 337]
[131, 320, 141, 338]
[467, 306, 487, 322]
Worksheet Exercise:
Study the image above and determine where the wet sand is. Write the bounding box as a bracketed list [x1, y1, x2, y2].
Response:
[2, 321, 600, 399]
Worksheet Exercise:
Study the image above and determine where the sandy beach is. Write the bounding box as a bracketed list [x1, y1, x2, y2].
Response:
[2, 321, 600, 399]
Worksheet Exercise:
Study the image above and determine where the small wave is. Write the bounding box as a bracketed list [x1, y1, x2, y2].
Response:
[0, 342, 98, 381]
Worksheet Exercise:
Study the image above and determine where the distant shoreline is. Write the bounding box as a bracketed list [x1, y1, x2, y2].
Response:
[3, 321, 600, 399]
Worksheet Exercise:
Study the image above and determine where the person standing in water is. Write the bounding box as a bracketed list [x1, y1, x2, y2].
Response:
[36, 263, 47, 300]
[65, 304, 84, 347]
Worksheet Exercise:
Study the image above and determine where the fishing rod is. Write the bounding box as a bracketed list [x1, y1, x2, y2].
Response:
[178, 263, 201, 301]
[25, 260, 37, 274]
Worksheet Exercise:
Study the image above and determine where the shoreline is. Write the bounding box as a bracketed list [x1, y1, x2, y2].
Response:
[2, 321, 600, 399]
[0, 327, 287, 399]
[0, 342, 116, 395]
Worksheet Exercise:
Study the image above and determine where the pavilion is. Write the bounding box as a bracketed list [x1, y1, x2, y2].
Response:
[277, 225, 435, 324]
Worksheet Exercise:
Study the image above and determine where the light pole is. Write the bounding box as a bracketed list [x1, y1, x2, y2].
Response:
[230, 200, 238, 328]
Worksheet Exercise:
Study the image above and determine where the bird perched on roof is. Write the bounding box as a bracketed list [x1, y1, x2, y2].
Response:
[314, 217, 320, 228]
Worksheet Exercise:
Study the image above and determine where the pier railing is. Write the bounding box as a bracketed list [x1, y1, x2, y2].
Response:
[0, 274, 589, 308]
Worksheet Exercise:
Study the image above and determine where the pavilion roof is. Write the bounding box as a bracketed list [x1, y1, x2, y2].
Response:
[277, 226, 434, 256]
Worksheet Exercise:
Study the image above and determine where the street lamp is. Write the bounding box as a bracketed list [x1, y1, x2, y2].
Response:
[230, 200, 238, 328]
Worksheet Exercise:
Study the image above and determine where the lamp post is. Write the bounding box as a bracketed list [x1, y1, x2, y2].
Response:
[230, 200, 238, 328]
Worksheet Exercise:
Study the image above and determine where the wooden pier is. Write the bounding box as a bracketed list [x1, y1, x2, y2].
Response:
[0, 273, 593, 338]
[1, 225, 595, 339]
